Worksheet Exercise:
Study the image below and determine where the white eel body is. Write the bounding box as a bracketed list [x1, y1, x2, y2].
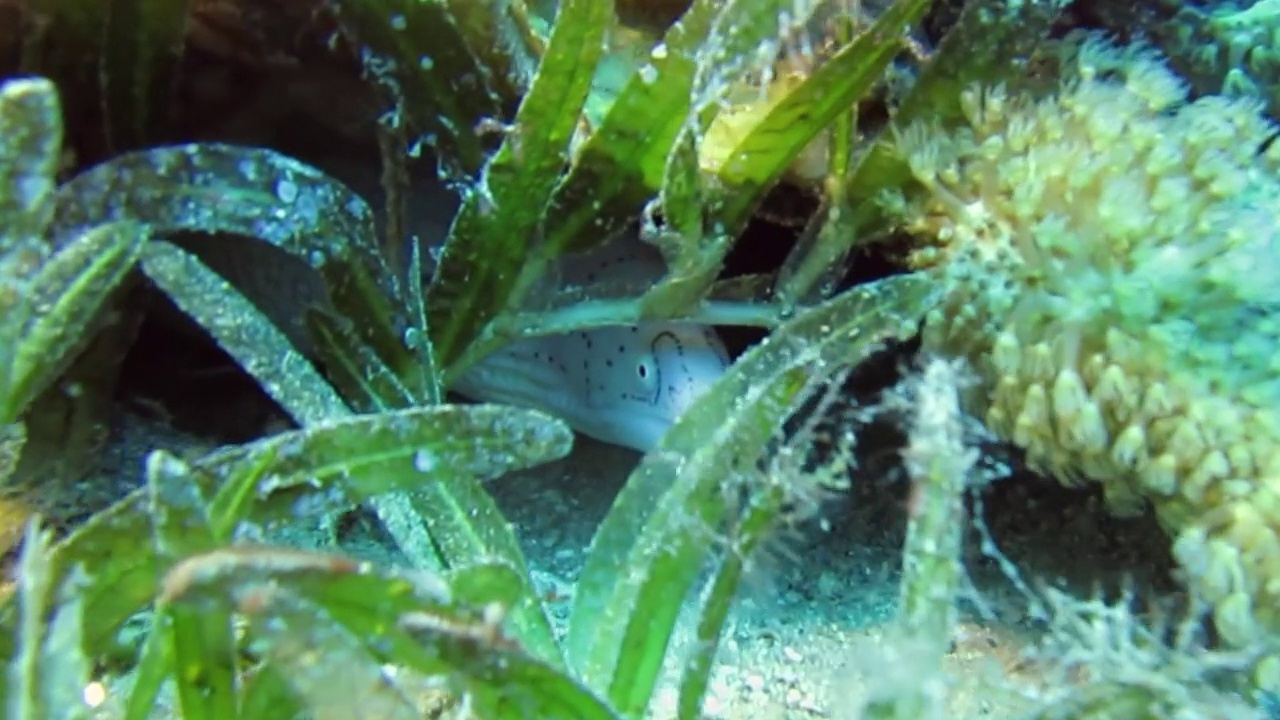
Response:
[191, 156, 732, 453]
[449, 241, 732, 452]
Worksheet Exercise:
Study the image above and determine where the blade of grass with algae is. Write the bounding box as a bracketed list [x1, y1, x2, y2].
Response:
[0, 77, 58, 247]
[709, 0, 931, 235]
[424, 0, 608, 373]
[158, 547, 622, 720]
[539, 0, 814, 263]
[0, 77, 62, 421]
[565, 273, 937, 717]
[141, 235, 469, 629]
[640, 0, 930, 318]
[5, 520, 93, 720]
[20, 0, 188, 154]
[133, 451, 238, 720]
[0, 405, 573, 693]
[50, 142, 437, 403]
[775, 0, 1070, 306]
[325, 0, 510, 177]
[2, 221, 146, 426]
[211, 405, 572, 668]
[139, 239, 352, 426]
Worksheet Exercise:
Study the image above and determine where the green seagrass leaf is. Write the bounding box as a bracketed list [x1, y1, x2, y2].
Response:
[425, 0, 609, 372]
[52, 143, 437, 406]
[4, 220, 145, 425]
[139, 240, 352, 427]
[566, 273, 937, 716]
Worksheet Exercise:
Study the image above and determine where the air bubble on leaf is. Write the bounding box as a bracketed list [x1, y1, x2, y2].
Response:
[275, 178, 299, 203]
[413, 449, 436, 473]
[237, 158, 259, 181]
[390, 14, 407, 30]
[638, 65, 658, 85]
[403, 326, 422, 350]
[419, 56, 434, 70]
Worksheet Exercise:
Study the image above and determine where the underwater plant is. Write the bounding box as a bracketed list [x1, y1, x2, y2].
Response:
[2, 0, 1280, 718]
[0, 1, 944, 716]
[0, 77, 147, 486]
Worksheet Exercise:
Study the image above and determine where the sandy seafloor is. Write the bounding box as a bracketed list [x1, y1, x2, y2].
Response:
[82, 395, 1211, 720]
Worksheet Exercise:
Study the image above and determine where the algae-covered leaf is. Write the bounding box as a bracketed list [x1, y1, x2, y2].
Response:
[0, 76, 59, 244]
[0, 492, 158, 683]
[326, 0, 509, 177]
[20, 0, 188, 154]
[164, 602, 238, 720]
[224, 404, 570, 667]
[121, 613, 172, 720]
[140, 240, 352, 426]
[252, 590, 426, 720]
[9, 307, 138, 491]
[51, 142, 435, 404]
[776, 0, 1069, 303]
[448, 561, 526, 611]
[677, 480, 787, 719]
[710, 0, 932, 233]
[0, 423, 24, 484]
[2, 221, 146, 426]
[0, 77, 61, 405]
[127, 448, 284, 720]
[292, 565, 615, 719]
[97, 0, 190, 150]
[412, 474, 564, 667]
[635, 125, 723, 319]
[844, 0, 1068, 219]
[437, 0, 545, 104]
[565, 274, 937, 716]
[235, 664, 305, 720]
[160, 548, 620, 720]
[542, 0, 812, 259]
[212, 404, 573, 501]
[210, 399, 573, 665]
[160, 547, 429, 720]
[426, 0, 608, 372]
[5, 520, 92, 720]
[305, 308, 420, 414]
[146, 450, 217, 562]
[896, 0, 1070, 127]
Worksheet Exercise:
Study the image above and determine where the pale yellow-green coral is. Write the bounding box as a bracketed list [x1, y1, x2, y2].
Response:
[1156, 0, 1280, 116]
[884, 31, 1280, 687]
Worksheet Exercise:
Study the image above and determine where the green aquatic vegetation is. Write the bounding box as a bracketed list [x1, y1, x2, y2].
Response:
[423, 0, 610, 373]
[5, 0, 1275, 717]
[0, 404, 577, 716]
[16, 0, 190, 155]
[325, 0, 545, 178]
[0, 277, 932, 720]
[0, 77, 148, 482]
[359, 0, 935, 376]
[564, 273, 934, 717]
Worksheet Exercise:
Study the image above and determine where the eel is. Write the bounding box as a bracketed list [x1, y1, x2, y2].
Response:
[179, 155, 731, 453]
[450, 240, 732, 451]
